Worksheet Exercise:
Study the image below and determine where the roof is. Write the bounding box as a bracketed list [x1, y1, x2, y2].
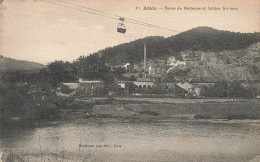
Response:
[80, 81, 103, 83]
[148, 64, 169, 68]
[176, 82, 193, 91]
[79, 78, 103, 83]
[63, 83, 80, 89]
[136, 77, 154, 82]
[122, 63, 130, 68]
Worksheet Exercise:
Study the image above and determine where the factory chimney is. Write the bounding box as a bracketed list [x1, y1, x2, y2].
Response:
[143, 44, 147, 71]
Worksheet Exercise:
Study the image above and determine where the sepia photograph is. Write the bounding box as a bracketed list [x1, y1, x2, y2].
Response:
[0, 0, 259, 161]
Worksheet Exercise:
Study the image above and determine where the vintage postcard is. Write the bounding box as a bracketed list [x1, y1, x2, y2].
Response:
[0, 0, 259, 161]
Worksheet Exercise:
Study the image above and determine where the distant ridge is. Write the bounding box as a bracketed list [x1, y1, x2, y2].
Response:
[0, 55, 46, 71]
[101, 26, 260, 65]
[167, 26, 260, 52]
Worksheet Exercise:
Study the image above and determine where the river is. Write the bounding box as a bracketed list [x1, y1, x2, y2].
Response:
[0, 117, 260, 162]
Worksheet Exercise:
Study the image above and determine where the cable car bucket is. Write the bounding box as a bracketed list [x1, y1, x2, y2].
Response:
[117, 17, 126, 34]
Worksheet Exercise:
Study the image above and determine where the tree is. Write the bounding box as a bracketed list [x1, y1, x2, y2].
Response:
[129, 75, 136, 81]
[114, 67, 126, 79]
[74, 54, 110, 80]
[46, 61, 77, 87]
[202, 81, 228, 98]
[229, 81, 253, 98]
[200, 81, 255, 98]
[128, 82, 137, 93]
[200, 85, 209, 97]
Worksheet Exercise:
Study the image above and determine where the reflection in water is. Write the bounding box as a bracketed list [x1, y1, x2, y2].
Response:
[0, 119, 260, 161]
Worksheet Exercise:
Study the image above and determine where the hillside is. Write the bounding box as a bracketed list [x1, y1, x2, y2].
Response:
[101, 27, 260, 65]
[0, 56, 46, 70]
[179, 42, 260, 82]
[167, 27, 260, 52]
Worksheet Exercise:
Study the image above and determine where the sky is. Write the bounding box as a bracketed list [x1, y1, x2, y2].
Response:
[0, 0, 259, 65]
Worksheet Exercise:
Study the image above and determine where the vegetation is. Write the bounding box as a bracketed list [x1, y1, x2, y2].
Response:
[101, 27, 260, 65]
[92, 101, 260, 120]
[167, 27, 260, 52]
[0, 54, 112, 88]
[0, 81, 60, 126]
[200, 81, 254, 98]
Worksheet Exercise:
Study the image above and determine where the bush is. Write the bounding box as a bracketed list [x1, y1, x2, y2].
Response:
[200, 81, 254, 98]
[59, 85, 73, 94]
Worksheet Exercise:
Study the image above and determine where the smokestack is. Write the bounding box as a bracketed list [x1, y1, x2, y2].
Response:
[144, 44, 146, 71]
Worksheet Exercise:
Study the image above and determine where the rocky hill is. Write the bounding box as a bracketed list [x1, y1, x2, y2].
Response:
[0, 55, 46, 71]
[169, 43, 260, 82]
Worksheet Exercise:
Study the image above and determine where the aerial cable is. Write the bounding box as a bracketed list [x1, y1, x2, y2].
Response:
[41, 0, 178, 32]
[56, 0, 119, 18]
[40, 0, 157, 29]
[54, 0, 178, 32]
[41, 0, 119, 20]
[55, 0, 154, 25]
[5, 6, 158, 30]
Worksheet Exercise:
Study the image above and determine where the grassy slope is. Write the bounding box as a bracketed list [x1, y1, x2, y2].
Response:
[93, 99, 260, 120]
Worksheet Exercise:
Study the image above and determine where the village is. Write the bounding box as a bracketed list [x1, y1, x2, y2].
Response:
[56, 43, 259, 100]
[56, 44, 202, 99]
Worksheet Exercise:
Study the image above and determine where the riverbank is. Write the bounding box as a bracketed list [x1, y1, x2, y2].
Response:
[51, 97, 259, 121]
[92, 99, 260, 120]
[41, 97, 259, 125]
[36, 97, 260, 122]
[2, 97, 259, 128]
[115, 97, 254, 103]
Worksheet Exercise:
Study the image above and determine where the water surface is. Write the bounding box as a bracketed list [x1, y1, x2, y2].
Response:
[1, 118, 260, 162]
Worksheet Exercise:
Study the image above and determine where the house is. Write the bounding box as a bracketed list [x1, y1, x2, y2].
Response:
[56, 83, 80, 96]
[176, 82, 199, 98]
[27, 86, 50, 104]
[27, 91, 49, 103]
[63, 83, 80, 89]
[60, 78, 105, 97]
[167, 56, 186, 67]
[118, 81, 127, 89]
[77, 78, 104, 97]
[148, 64, 168, 78]
[121, 63, 134, 72]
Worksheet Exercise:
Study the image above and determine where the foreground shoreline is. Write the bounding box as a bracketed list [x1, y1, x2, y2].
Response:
[2, 97, 259, 128]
